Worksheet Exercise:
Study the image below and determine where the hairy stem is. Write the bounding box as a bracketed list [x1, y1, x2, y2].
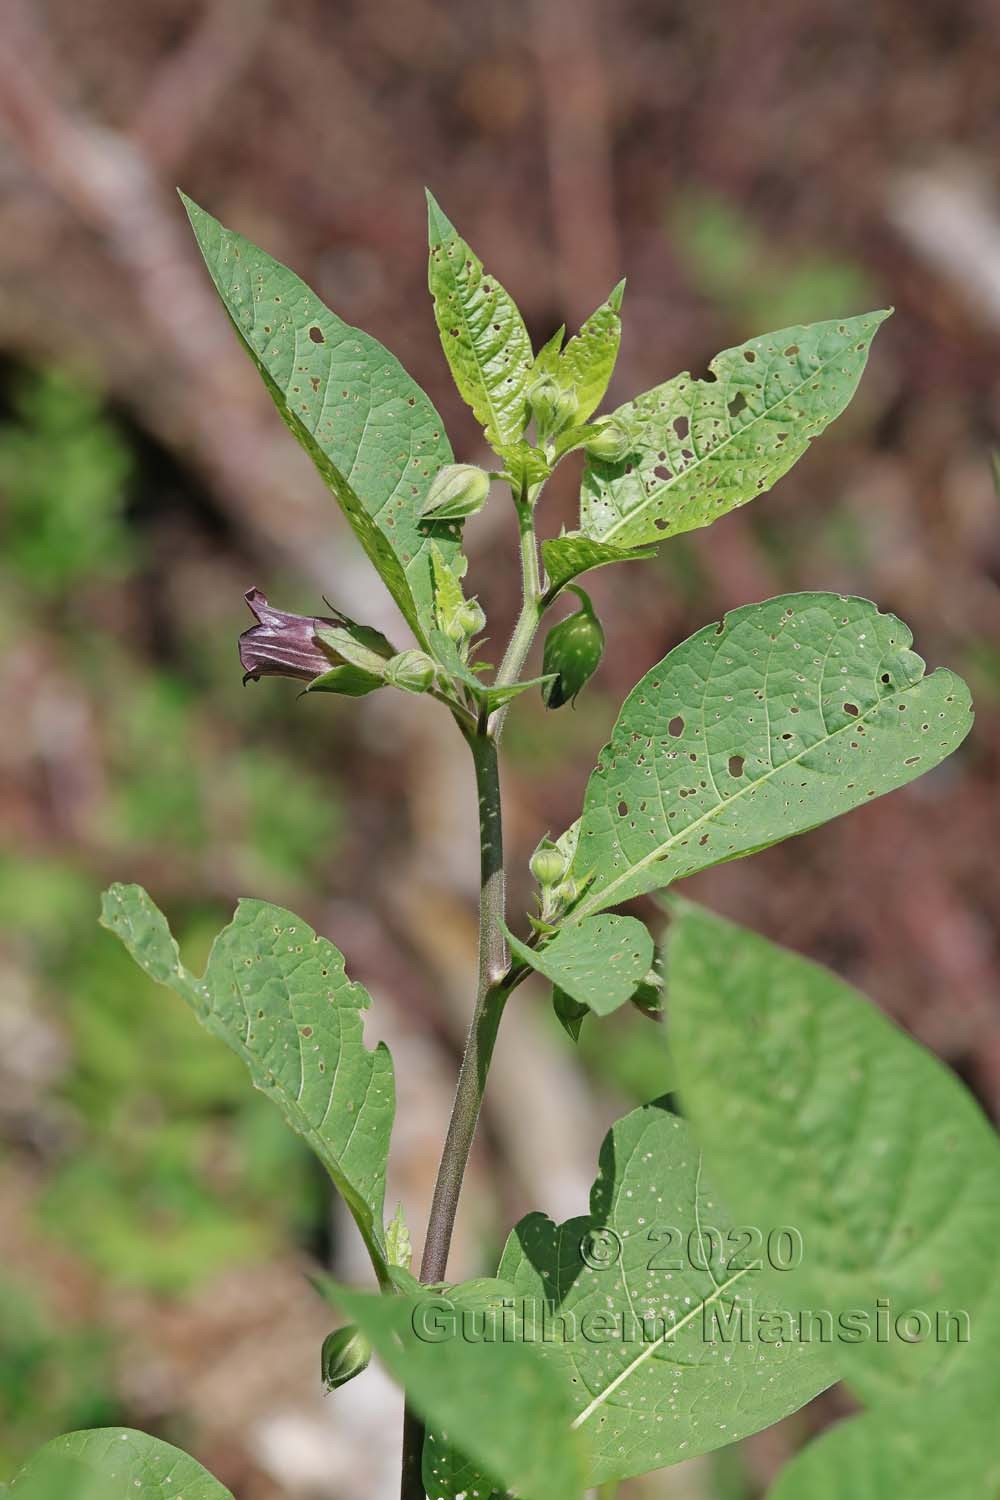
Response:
[400, 499, 545, 1498]
[490, 491, 544, 737]
[420, 732, 509, 1282]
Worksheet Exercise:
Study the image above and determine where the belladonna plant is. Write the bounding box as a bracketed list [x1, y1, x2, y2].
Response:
[12, 190, 999, 1500]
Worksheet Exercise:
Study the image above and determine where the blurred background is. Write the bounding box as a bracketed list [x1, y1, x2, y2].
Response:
[0, 0, 998, 1495]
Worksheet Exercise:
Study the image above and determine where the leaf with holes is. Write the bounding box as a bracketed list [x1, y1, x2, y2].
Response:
[579, 311, 890, 548]
[182, 195, 463, 647]
[557, 279, 626, 423]
[566, 593, 971, 919]
[100, 883, 395, 1284]
[669, 903, 1000, 1400]
[315, 1278, 588, 1500]
[426, 191, 533, 449]
[504, 914, 653, 1018]
[9, 1430, 232, 1500]
[542, 533, 656, 595]
[428, 1102, 837, 1494]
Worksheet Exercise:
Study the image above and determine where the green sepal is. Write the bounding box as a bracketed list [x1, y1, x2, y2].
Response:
[306, 663, 386, 696]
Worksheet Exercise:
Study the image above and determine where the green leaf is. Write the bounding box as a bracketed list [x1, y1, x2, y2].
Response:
[316, 1279, 588, 1500]
[495, 439, 552, 491]
[100, 884, 394, 1285]
[482, 673, 557, 713]
[459, 1103, 837, 1489]
[429, 540, 469, 638]
[568, 593, 972, 919]
[542, 532, 655, 595]
[385, 1203, 412, 1272]
[557, 279, 625, 422]
[426, 191, 533, 448]
[580, 311, 890, 548]
[505, 914, 653, 1018]
[181, 194, 462, 646]
[668, 904, 1000, 1399]
[531, 324, 566, 379]
[766, 1366, 1000, 1500]
[9, 1430, 232, 1499]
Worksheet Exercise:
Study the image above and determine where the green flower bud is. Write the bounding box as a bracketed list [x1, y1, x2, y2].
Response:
[583, 417, 635, 464]
[420, 464, 491, 520]
[530, 836, 568, 888]
[385, 649, 437, 694]
[321, 1325, 371, 1392]
[529, 375, 578, 440]
[445, 599, 486, 644]
[541, 588, 605, 709]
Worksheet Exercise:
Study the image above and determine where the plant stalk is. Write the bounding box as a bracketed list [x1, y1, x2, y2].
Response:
[399, 494, 545, 1498]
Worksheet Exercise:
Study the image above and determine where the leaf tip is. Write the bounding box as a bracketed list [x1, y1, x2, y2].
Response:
[609, 277, 627, 312]
[425, 188, 452, 243]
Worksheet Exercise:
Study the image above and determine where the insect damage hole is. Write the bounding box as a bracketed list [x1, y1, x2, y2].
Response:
[668, 715, 685, 737]
[843, 702, 859, 717]
[308, 325, 325, 343]
[728, 755, 745, 778]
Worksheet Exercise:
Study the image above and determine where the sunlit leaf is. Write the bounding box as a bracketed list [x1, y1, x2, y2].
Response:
[580, 311, 890, 548]
[557, 280, 625, 423]
[431, 1103, 836, 1493]
[426, 191, 533, 449]
[100, 884, 394, 1284]
[182, 194, 463, 646]
[504, 914, 652, 1017]
[567, 593, 971, 919]
[542, 532, 655, 594]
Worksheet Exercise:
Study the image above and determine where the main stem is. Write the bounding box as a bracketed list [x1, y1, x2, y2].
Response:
[400, 491, 545, 1500]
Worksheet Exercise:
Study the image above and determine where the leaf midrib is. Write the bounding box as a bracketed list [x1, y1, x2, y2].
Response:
[596, 334, 864, 544]
[571, 1266, 751, 1430]
[434, 232, 523, 445]
[573, 672, 936, 920]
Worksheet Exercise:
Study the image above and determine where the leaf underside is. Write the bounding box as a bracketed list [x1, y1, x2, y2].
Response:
[182, 194, 463, 645]
[580, 311, 890, 548]
[426, 191, 533, 448]
[100, 883, 394, 1280]
[431, 1103, 837, 1493]
[505, 914, 653, 1016]
[569, 592, 972, 919]
[9, 1429, 232, 1500]
[669, 904, 1000, 1400]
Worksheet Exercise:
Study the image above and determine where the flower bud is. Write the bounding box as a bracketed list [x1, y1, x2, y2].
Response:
[385, 649, 437, 694]
[530, 837, 568, 888]
[541, 589, 605, 709]
[584, 417, 635, 464]
[321, 1325, 372, 1392]
[529, 375, 578, 440]
[420, 464, 491, 521]
[444, 598, 486, 644]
